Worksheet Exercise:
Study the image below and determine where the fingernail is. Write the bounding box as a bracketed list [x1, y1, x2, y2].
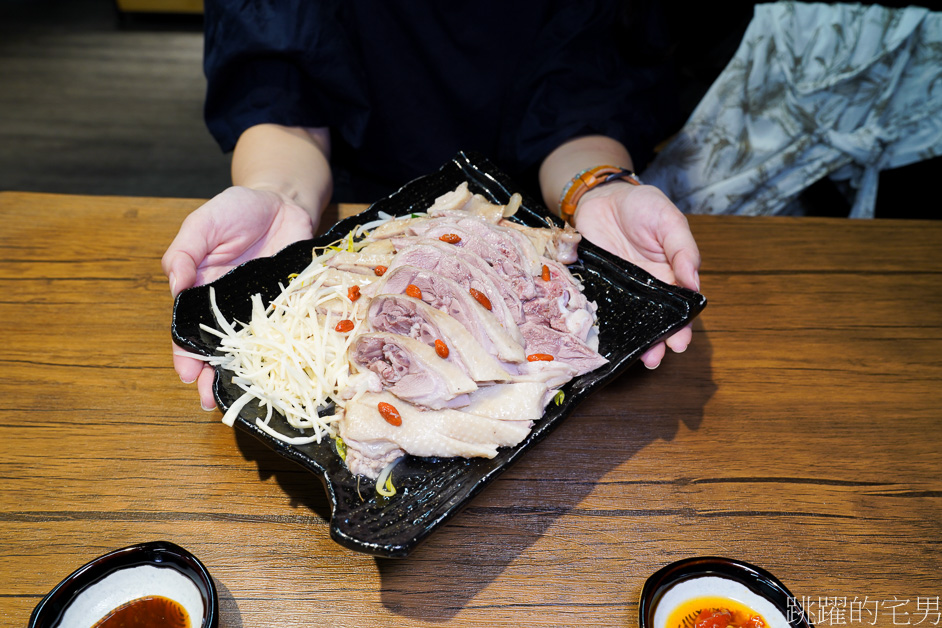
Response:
[694, 270, 701, 292]
[180, 374, 197, 385]
[645, 360, 660, 370]
[201, 402, 217, 412]
[674, 344, 688, 354]
[169, 272, 177, 296]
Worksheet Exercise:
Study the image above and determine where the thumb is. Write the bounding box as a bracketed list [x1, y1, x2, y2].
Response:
[671, 246, 701, 292]
[161, 206, 219, 296]
[164, 251, 199, 298]
[661, 215, 701, 292]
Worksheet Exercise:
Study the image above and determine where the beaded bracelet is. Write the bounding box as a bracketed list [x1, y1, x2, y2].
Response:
[558, 165, 642, 224]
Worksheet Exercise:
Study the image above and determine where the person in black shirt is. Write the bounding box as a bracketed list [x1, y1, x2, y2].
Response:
[163, 0, 701, 410]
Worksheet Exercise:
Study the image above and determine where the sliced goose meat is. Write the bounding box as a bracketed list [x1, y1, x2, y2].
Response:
[389, 240, 526, 325]
[462, 382, 549, 423]
[350, 332, 477, 410]
[369, 264, 525, 362]
[525, 258, 597, 343]
[339, 391, 533, 478]
[518, 320, 608, 375]
[500, 219, 583, 265]
[326, 249, 395, 276]
[408, 219, 537, 299]
[368, 294, 513, 383]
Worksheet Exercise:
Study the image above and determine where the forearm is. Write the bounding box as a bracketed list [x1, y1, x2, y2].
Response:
[231, 123, 333, 222]
[538, 135, 634, 216]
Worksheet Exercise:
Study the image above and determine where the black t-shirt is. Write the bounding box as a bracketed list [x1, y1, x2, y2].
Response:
[203, 0, 678, 202]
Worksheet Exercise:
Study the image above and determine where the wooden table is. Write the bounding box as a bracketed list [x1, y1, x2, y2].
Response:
[2, 191, 940, 627]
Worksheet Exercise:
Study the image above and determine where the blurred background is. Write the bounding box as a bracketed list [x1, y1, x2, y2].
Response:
[0, 0, 934, 217]
[0, 0, 231, 199]
[0, 0, 771, 203]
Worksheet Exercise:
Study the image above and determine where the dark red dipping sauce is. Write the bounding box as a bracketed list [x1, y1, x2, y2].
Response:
[92, 595, 190, 628]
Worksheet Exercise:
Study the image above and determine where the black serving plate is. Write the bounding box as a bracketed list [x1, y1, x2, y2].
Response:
[29, 541, 218, 628]
[639, 556, 814, 627]
[171, 151, 707, 558]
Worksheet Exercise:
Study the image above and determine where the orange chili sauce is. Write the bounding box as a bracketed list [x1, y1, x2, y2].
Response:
[92, 595, 190, 628]
[666, 596, 767, 628]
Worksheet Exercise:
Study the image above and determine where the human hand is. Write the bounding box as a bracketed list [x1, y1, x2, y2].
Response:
[161, 186, 315, 409]
[572, 181, 701, 369]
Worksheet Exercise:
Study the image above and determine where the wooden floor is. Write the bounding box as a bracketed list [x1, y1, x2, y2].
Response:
[0, 0, 231, 200]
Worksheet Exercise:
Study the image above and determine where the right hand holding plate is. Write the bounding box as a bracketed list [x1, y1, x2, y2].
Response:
[161, 185, 315, 409]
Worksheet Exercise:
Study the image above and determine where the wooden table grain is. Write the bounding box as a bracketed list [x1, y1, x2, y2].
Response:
[2, 191, 940, 628]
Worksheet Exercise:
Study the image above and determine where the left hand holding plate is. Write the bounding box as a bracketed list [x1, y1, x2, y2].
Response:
[573, 181, 701, 369]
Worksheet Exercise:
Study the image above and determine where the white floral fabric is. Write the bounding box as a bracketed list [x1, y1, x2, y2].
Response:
[641, 2, 942, 218]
